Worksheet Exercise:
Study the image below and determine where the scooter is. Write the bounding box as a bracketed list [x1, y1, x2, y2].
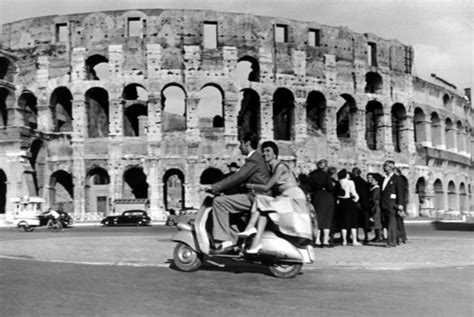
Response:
[171, 194, 314, 278]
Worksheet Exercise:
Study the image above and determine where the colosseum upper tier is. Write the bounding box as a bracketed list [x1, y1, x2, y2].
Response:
[0, 8, 472, 222]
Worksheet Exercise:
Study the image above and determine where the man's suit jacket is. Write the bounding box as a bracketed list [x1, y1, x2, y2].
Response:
[212, 151, 270, 195]
[353, 176, 370, 209]
[381, 173, 404, 211]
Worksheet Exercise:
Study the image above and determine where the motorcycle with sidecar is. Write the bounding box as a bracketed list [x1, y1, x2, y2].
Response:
[171, 194, 314, 278]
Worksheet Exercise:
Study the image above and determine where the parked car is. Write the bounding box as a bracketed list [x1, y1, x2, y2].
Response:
[38, 210, 74, 227]
[101, 210, 151, 226]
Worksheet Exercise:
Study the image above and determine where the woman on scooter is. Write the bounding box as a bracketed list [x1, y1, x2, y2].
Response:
[239, 141, 312, 253]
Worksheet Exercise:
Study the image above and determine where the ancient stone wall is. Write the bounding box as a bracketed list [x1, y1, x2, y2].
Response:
[0, 9, 472, 221]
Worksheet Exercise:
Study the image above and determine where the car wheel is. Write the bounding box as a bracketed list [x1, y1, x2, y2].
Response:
[173, 243, 202, 272]
[268, 263, 302, 278]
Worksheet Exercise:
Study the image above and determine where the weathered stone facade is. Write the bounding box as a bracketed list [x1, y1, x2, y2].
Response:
[0, 9, 472, 221]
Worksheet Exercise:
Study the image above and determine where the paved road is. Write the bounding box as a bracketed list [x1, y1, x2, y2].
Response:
[0, 223, 473, 316]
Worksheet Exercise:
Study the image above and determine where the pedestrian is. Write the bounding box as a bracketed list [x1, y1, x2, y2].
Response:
[328, 166, 342, 246]
[380, 160, 404, 247]
[352, 167, 371, 244]
[337, 169, 361, 246]
[367, 173, 382, 242]
[394, 167, 408, 244]
[307, 159, 335, 247]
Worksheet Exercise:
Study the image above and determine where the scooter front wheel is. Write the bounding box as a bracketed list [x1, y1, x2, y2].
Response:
[173, 242, 202, 272]
[269, 263, 302, 278]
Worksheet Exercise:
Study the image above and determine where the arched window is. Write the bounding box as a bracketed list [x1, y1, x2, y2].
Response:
[336, 94, 357, 139]
[161, 84, 186, 132]
[123, 167, 148, 199]
[85, 55, 110, 80]
[459, 182, 467, 212]
[0, 57, 10, 80]
[306, 91, 326, 135]
[433, 179, 444, 211]
[197, 84, 224, 128]
[86, 167, 110, 215]
[365, 72, 383, 94]
[18, 91, 38, 129]
[431, 112, 442, 147]
[30, 139, 46, 196]
[365, 100, 384, 150]
[447, 181, 457, 211]
[414, 108, 426, 144]
[122, 84, 148, 101]
[391, 103, 407, 153]
[238, 89, 260, 139]
[456, 121, 464, 152]
[445, 118, 455, 150]
[50, 87, 73, 132]
[273, 88, 295, 141]
[0, 169, 7, 214]
[200, 167, 224, 185]
[442, 94, 450, 107]
[236, 56, 260, 82]
[85, 87, 109, 138]
[49, 170, 74, 213]
[0, 88, 9, 127]
[163, 169, 185, 211]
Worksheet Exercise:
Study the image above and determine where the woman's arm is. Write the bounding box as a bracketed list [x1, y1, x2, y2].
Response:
[350, 181, 360, 202]
[248, 164, 285, 192]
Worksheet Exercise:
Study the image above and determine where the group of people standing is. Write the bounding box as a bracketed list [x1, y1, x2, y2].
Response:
[305, 160, 408, 248]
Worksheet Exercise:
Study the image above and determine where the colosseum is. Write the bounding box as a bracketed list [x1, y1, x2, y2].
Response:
[0, 8, 472, 223]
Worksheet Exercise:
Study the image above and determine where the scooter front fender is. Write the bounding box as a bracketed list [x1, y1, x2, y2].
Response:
[171, 230, 200, 253]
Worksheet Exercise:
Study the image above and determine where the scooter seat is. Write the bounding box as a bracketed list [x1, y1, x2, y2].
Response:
[176, 222, 193, 231]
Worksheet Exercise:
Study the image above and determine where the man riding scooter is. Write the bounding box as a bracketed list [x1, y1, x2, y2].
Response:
[207, 132, 270, 253]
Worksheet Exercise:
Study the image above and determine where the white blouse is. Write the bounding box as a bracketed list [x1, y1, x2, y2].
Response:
[339, 178, 359, 202]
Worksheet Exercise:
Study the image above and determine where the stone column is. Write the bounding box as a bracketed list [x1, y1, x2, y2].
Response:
[72, 97, 87, 139]
[224, 93, 239, 139]
[421, 118, 432, 147]
[325, 102, 339, 145]
[186, 95, 200, 140]
[381, 112, 394, 152]
[446, 125, 458, 151]
[402, 115, 416, 153]
[294, 98, 307, 142]
[71, 47, 86, 82]
[457, 129, 466, 154]
[434, 122, 446, 150]
[108, 98, 123, 137]
[259, 95, 273, 141]
[352, 109, 366, 149]
[147, 94, 162, 141]
[72, 144, 85, 220]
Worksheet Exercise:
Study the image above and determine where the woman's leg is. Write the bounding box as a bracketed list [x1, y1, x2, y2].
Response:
[341, 229, 347, 245]
[322, 229, 330, 245]
[248, 215, 267, 250]
[242, 211, 260, 232]
[351, 228, 361, 245]
[315, 229, 322, 245]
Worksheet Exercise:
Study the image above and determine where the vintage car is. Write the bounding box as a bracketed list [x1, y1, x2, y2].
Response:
[100, 210, 151, 226]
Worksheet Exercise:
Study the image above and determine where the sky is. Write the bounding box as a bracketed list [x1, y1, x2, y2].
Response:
[0, 0, 472, 93]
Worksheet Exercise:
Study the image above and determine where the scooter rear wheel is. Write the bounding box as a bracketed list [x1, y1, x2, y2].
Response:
[269, 263, 302, 278]
[173, 242, 202, 272]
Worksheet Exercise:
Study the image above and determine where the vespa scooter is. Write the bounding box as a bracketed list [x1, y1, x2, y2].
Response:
[171, 194, 314, 278]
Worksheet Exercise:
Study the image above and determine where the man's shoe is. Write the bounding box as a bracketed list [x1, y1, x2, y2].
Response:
[238, 227, 257, 238]
[211, 241, 234, 254]
[246, 244, 262, 254]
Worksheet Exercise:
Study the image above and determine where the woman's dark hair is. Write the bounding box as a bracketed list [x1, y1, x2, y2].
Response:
[368, 172, 383, 186]
[327, 166, 337, 177]
[261, 141, 279, 157]
[337, 168, 348, 180]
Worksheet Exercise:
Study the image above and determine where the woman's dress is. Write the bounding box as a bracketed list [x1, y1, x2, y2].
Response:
[338, 179, 359, 229]
[253, 162, 312, 241]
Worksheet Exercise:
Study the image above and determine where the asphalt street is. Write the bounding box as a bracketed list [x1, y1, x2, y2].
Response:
[0, 223, 473, 316]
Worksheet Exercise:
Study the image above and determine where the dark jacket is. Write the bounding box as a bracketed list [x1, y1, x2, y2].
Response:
[381, 173, 404, 211]
[212, 151, 270, 195]
[353, 176, 370, 209]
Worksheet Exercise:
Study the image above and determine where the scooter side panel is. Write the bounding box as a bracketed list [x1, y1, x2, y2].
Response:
[171, 230, 199, 253]
[260, 231, 307, 263]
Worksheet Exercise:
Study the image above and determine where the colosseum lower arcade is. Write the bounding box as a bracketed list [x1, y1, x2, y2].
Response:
[0, 9, 472, 222]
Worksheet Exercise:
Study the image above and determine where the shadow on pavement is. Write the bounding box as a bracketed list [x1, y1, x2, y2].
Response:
[432, 221, 474, 232]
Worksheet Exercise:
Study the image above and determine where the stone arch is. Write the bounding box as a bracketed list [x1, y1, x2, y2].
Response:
[85, 55, 110, 80]
[273, 88, 295, 141]
[161, 83, 186, 132]
[238, 88, 260, 139]
[85, 87, 109, 138]
[163, 169, 185, 211]
[122, 83, 148, 101]
[30, 139, 46, 196]
[200, 167, 224, 185]
[236, 56, 260, 82]
[0, 57, 10, 80]
[391, 103, 407, 153]
[365, 72, 383, 94]
[0, 169, 6, 214]
[86, 167, 110, 215]
[430, 112, 442, 147]
[365, 100, 384, 150]
[456, 121, 464, 152]
[198, 83, 225, 128]
[124, 104, 148, 137]
[445, 117, 455, 150]
[433, 179, 444, 211]
[442, 93, 451, 107]
[0, 88, 9, 126]
[123, 166, 148, 199]
[49, 170, 74, 213]
[50, 87, 73, 132]
[18, 90, 38, 129]
[306, 91, 327, 135]
[447, 180, 457, 211]
[414, 107, 426, 143]
[336, 94, 357, 139]
[459, 182, 467, 212]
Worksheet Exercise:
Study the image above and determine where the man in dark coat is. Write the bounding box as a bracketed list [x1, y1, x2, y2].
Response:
[395, 167, 408, 244]
[209, 133, 270, 251]
[352, 167, 371, 244]
[381, 160, 404, 247]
